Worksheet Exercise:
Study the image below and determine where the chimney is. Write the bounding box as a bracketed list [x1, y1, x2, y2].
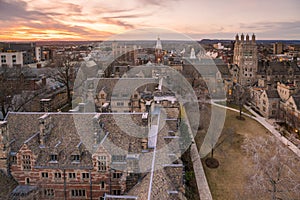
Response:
[141, 138, 148, 150]
[78, 103, 86, 112]
[0, 121, 8, 173]
[42, 76, 46, 86]
[39, 114, 52, 147]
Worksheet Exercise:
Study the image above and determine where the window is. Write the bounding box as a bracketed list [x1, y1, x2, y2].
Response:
[44, 189, 54, 197]
[69, 173, 76, 179]
[22, 155, 31, 170]
[112, 155, 126, 162]
[26, 178, 30, 185]
[113, 172, 122, 179]
[10, 156, 17, 164]
[1, 55, 6, 63]
[112, 190, 121, 195]
[97, 156, 107, 171]
[12, 55, 16, 63]
[54, 172, 61, 179]
[71, 189, 86, 197]
[100, 181, 105, 190]
[50, 154, 58, 162]
[72, 155, 80, 162]
[82, 173, 90, 179]
[41, 172, 49, 178]
[263, 100, 266, 105]
[116, 102, 124, 107]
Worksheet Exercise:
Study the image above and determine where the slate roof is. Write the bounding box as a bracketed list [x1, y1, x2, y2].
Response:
[257, 61, 300, 75]
[216, 64, 231, 78]
[5, 112, 146, 169]
[0, 171, 18, 199]
[265, 90, 280, 99]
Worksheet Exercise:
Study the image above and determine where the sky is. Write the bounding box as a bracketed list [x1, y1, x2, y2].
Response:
[0, 0, 299, 41]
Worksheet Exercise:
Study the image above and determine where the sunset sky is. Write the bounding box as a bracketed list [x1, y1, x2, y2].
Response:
[0, 0, 299, 41]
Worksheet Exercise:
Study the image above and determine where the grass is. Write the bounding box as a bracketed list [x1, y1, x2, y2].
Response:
[194, 107, 300, 200]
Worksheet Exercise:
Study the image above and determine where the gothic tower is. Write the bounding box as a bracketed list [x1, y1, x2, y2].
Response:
[233, 33, 258, 86]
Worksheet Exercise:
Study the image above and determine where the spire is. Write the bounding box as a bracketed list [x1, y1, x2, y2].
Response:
[190, 48, 196, 59]
[155, 36, 162, 50]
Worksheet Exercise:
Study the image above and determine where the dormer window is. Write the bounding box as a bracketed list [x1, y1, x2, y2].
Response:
[50, 154, 58, 162]
[72, 154, 80, 162]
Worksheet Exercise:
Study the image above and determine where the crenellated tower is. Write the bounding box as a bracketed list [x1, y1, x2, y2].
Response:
[233, 33, 258, 85]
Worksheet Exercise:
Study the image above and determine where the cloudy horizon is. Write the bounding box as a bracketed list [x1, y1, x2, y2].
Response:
[0, 0, 299, 41]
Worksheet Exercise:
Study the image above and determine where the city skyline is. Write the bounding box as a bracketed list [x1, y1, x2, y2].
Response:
[0, 0, 299, 41]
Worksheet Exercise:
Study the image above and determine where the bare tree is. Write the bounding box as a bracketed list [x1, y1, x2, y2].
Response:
[242, 136, 300, 200]
[0, 69, 37, 118]
[204, 127, 235, 168]
[232, 83, 250, 120]
[51, 54, 79, 106]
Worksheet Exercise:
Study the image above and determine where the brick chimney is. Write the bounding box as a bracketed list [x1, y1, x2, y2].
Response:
[0, 121, 8, 173]
[42, 76, 46, 86]
[92, 113, 105, 145]
[39, 114, 53, 147]
[78, 103, 86, 112]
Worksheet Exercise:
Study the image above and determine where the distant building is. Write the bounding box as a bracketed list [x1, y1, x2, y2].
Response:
[0, 42, 41, 65]
[256, 60, 300, 89]
[273, 42, 284, 54]
[0, 51, 23, 67]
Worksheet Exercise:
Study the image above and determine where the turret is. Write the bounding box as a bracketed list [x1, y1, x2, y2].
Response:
[246, 34, 249, 42]
[241, 33, 244, 42]
[235, 34, 239, 41]
[252, 33, 256, 43]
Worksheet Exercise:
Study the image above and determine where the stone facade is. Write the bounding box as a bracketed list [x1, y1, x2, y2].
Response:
[233, 33, 258, 86]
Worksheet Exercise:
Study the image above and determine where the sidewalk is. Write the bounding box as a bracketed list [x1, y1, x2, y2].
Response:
[211, 101, 300, 158]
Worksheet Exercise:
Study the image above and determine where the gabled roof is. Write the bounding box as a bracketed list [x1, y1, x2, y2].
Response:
[5, 112, 146, 169]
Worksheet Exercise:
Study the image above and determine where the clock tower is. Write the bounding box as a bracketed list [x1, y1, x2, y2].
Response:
[233, 33, 258, 86]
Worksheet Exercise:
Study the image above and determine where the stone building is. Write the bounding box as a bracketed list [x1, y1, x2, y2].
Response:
[250, 89, 280, 118]
[233, 33, 258, 86]
[0, 99, 185, 199]
[256, 60, 300, 89]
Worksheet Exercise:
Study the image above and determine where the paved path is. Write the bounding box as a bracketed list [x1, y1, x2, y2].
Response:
[211, 100, 300, 158]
